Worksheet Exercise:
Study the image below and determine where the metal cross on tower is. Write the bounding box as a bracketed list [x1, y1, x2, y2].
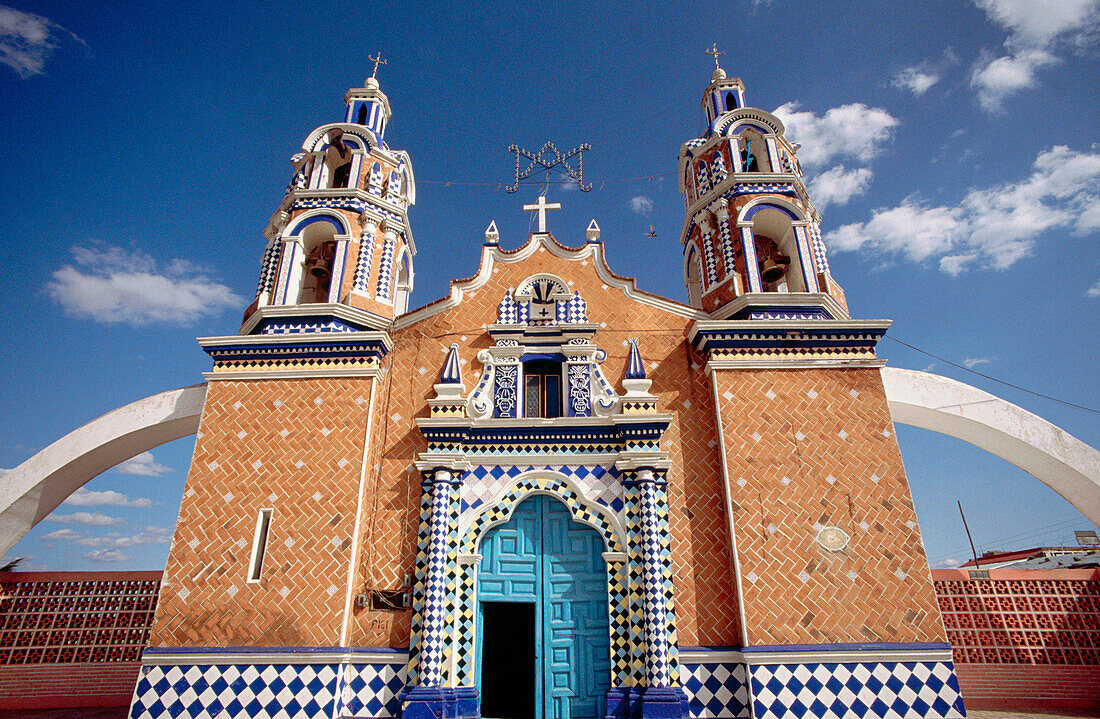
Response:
[705, 43, 725, 69]
[368, 52, 387, 78]
[523, 195, 561, 234]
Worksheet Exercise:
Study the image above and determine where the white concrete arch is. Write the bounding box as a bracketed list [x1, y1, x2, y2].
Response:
[881, 367, 1100, 527]
[0, 369, 1096, 558]
[0, 384, 207, 558]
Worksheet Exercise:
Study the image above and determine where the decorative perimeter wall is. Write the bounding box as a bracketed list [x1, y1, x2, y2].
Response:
[933, 567, 1100, 710]
[0, 571, 159, 709]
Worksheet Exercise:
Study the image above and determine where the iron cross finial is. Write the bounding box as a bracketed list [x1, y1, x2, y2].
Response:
[368, 52, 388, 79]
[705, 43, 725, 70]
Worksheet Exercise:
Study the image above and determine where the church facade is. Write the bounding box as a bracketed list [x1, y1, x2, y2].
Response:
[128, 66, 967, 719]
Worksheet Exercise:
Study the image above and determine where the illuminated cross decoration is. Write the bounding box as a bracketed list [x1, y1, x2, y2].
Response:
[368, 52, 387, 78]
[705, 43, 725, 70]
[523, 195, 561, 233]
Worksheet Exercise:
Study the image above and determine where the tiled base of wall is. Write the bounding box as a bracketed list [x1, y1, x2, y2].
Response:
[0, 662, 141, 709]
[749, 661, 966, 719]
[129, 654, 407, 719]
[680, 660, 750, 718]
[953, 663, 1100, 711]
[128, 651, 967, 719]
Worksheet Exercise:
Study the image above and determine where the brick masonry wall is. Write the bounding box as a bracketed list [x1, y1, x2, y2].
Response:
[713, 367, 946, 646]
[151, 377, 377, 648]
[0, 662, 140, 708]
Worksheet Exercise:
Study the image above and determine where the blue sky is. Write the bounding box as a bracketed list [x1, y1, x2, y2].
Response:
[0, 0, 1097, 572]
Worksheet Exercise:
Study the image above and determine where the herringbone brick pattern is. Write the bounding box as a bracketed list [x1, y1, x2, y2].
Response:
[713, 368, 947, 646]
[151, 378, 375, 648]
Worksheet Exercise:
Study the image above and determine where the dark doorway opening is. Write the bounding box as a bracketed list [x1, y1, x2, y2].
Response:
[480, 601, 535, 719]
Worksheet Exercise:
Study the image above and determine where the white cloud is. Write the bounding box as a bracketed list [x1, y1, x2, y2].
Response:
[45, 511, 121, 526]
[975, 0, 1100, 47]
[970, 0, 1099, 110]
[115, 452, 172, 477]
[46, 245, 244, 327]
[808, 165, 873, 210]
[963, 357, 992, 368]
[628, 195, 654, 214]
[970, 49, 1057, 111]
[933, 557, 963, 569]
[772, 102, 898, 168]
[826, 145, 1100, 273]
[0, 6, 79, 78]
[1087, 279, 1100, 297]
[892, 67, 940, 95]
[84, 549, 132, 563]
[64, 487, 153, 507]
[42, 528, 85, 541]
[76, 530, 171, 549]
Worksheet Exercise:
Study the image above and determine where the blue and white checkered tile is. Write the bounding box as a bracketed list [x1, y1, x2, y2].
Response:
[749, 662, 966, 719]
[375, 235, 395, 299]
[340, 663, 407, 718]
[702, 233, 718, 284]
[681, 663, 750, 718]
[353, 230, 375, 293]
[497, 292, 519, 323]
[130, 663, 338, 719]
[566, 292, 587, 322]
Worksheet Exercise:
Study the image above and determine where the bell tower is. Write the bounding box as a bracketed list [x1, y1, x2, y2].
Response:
[678, 55, 848, 321]
[243, 64, 416, 334]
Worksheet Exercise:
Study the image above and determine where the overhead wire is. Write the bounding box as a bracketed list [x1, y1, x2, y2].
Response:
[885, 335, 1100, 415]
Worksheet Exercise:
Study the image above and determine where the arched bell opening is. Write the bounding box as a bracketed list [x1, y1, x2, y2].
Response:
[738, 129, 771, 173]
[296, 221, 339, 304]
[749, 207, 808, 293]
[321, 128, 355, 189]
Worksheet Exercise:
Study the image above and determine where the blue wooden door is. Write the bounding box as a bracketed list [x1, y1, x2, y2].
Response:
[478, 495, 611, 719]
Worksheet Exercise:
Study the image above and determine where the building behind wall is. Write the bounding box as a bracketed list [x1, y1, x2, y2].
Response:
[114, 64, 980, 719]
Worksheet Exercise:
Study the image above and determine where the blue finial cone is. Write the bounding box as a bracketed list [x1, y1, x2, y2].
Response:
[626, 338, 646, 379]
[440, 343, 462, 384]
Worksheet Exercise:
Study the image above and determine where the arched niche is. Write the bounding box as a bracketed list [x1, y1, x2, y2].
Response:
[684, 244, 703, 307]
[745, 205, 808, 292]
[392, 249, 413, 315]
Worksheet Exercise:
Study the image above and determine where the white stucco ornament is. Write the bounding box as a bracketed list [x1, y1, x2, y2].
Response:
[816, 526, 850, 552]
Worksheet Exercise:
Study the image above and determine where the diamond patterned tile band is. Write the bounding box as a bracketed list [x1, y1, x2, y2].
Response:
[129, 660, 408, 719]
[680, 662, 750, 718]
[749, 661, 966, 719]
[129, 663, 338, 719]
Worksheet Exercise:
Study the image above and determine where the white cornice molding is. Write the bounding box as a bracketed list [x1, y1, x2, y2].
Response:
[677, 646, 955, 665]
[238, 304, 394, 336]
[394, 235, 708, 331]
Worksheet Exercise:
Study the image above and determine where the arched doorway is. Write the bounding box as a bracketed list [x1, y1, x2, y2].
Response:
[476, 494, 611, 719]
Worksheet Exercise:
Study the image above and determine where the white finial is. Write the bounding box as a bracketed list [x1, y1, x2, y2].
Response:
[522, 195, 561, 234]
[586, 219, 601, 242]
[485, 220, 500, 245]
